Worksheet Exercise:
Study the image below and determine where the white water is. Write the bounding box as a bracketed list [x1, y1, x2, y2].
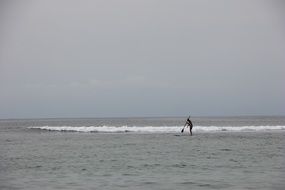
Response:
[29, 125, 285, 133]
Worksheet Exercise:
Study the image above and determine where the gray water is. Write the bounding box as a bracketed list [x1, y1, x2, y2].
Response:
[1, 116, 285, 190]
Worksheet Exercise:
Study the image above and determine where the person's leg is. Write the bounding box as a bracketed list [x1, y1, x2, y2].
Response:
[190, 126, 192, 136]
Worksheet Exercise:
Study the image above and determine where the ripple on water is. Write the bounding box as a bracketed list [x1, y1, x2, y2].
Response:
[220, 148, 232, 151]
[171, 163, 187, 168]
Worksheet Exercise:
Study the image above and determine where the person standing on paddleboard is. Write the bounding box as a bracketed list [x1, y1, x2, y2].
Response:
[181, 116, 193, 136]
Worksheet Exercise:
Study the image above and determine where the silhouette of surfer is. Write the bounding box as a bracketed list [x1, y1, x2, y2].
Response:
[181, 116, 193, 136]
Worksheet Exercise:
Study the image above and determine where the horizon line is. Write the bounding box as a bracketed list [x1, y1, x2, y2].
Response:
[0, 114, 285, 120]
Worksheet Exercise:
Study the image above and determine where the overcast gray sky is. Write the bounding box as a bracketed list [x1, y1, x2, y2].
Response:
[0, 0, 285, 119]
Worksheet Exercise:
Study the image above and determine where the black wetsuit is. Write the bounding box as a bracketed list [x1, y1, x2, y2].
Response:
[186, 118, 193, 135]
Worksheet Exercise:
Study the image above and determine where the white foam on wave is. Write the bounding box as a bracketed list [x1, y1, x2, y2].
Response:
[29, 125, 285, 133]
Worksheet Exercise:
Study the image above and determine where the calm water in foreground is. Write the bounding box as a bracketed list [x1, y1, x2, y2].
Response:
[1, 116, 285, 190]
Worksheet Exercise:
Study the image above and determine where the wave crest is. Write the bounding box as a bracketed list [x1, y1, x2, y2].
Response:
[28, 125, 285, 133]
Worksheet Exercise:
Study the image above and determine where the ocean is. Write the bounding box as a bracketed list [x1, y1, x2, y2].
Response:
[1, 116, 285, 190]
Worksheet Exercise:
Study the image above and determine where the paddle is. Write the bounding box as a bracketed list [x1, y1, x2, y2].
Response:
[181, 123, 187, 133]
[181, 116, 190, 133]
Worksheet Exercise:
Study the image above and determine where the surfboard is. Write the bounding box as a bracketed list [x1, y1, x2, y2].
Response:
[174, 134, 191, 137]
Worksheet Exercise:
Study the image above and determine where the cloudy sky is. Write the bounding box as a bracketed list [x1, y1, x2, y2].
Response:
[0, 0, 285, 119]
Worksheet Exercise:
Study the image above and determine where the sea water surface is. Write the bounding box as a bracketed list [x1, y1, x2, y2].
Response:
[1, 116, 285, 190]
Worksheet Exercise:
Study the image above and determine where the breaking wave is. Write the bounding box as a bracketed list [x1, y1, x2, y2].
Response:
[28, 125, 285, 133]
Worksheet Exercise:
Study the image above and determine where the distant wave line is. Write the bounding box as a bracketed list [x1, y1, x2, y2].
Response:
[28, 125, 285, 133]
